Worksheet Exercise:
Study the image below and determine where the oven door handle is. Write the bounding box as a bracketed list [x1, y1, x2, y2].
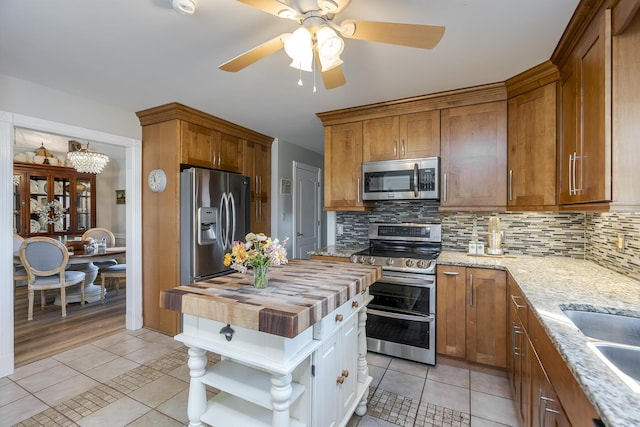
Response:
[368, 308, 435, 323]
[378, 276, 435, 287]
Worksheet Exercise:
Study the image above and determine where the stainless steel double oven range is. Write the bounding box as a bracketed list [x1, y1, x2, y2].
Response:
[351, 223, 440, 365]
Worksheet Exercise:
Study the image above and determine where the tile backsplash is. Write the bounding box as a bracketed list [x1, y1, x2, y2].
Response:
[336, 202, 640, 279]
[586, 212, 640, 280]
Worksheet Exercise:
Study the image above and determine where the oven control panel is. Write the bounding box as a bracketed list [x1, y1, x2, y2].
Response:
[351, 254, 436, 274]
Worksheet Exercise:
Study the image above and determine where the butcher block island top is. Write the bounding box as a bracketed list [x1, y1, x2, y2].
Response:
[160, 259, 381, 338]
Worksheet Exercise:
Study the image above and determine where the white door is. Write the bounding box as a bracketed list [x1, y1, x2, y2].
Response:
[293, 162, 321, 259]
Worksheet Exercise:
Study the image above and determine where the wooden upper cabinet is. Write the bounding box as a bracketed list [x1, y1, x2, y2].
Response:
[216, 133, 243, 173]
[181, 121, 215, 168]
[559, 7, 611, 206]
[180, 119, 246, 174]
[363, 111, 440, 162]
[324, 122, 367, 211]
[440, 101, 507, 210]
[243, 140, 271, 235]
[507, 82, 557, 209]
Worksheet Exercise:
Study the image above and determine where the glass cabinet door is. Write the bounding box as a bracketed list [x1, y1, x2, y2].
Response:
[52, 176, 71, 234]
[75, 177, 92, 233]
[29, 172, 50, 235]
[13, 173, 24, 234]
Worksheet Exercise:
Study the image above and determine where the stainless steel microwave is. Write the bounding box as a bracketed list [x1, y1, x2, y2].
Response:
[362, 157, 439, 200]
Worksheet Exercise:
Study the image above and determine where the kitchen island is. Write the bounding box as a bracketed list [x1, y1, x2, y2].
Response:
[160, 259, 381, 427]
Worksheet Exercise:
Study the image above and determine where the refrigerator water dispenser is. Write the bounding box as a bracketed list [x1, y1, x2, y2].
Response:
[197, 207, 217, 245]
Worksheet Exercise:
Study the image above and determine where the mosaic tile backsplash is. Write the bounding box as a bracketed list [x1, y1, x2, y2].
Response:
[335, 201, 640, 279]
[336, 201, 586, 257]
[586, 212, 640, 280]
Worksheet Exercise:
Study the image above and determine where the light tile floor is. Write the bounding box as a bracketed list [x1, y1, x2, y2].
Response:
[2, 328, 518, 426]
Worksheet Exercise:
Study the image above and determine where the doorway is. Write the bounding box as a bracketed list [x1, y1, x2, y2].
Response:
[292, 161, 321, 259]
[1, 111, 143, 377]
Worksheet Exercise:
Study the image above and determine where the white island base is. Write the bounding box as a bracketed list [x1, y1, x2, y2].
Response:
[176, 292, 372, 427]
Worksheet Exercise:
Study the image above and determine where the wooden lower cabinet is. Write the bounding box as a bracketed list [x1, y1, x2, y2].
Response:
[508, 276, 600, 427]
[436, 266, 507, 368]
[529, 340, 570, 427]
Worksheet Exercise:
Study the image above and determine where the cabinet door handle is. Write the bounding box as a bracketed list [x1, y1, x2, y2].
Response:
[342, 369, 349, 378]
[401, 140, 406, 157]
[335, 314, 344, 322]
[573, 152, 578, 196]
[255, 176, 258, 194]
[511, 294, 526, 310]
[508, 169, 513, 201]
[351, 301, 359, 308]
[337, 375, 345, 384]
[357, 178, 361, 203]
[442, 271, 459, 276]
[443, 173, 447, 202]
[413, 163, 419, 197]
[213, 151, 217, 166]
[393, 140, 397, 157]
[469, 274, 473, 307]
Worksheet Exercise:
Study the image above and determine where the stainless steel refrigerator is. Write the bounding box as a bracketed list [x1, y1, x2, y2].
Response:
[180, 167, 251, 284]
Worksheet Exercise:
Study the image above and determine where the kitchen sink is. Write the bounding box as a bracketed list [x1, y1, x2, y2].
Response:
[592, 343, 640, 383]
[562, 309, 640, 347]
[562, 308, 640, 391]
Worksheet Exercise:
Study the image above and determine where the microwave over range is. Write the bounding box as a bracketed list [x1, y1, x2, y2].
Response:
[362, 157, 440, 200]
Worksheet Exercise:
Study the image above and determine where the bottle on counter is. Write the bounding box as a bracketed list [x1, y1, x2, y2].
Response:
[468, 217, 479, 255]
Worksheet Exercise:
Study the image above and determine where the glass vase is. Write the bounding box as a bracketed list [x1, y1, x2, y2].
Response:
[252, 264, 269, 289]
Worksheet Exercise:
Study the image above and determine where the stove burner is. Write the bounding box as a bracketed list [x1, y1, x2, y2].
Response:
[351, 223, 441, 273]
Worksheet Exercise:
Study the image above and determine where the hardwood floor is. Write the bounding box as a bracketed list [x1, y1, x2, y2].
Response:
[13, 283, 126, 367]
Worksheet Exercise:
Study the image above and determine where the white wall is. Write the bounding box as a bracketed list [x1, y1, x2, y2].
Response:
[271, 138, 326, 248]
[0, 74, 141, 140]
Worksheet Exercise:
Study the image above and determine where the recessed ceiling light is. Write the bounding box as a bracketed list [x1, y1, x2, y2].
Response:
[172, 0, 197, 16]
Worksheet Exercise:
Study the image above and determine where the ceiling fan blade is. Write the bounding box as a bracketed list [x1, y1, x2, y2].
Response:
[236, 0, 298, 19]
[340, 20, 445, 49]
[320, 64, 346, 89]
[313, 50, 346, 89]
[219, 34, 290, 72]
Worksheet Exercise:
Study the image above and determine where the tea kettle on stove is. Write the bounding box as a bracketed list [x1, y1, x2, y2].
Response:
[487, 217, 503, 255]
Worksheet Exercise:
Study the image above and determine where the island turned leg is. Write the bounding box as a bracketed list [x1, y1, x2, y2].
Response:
[271, 372, 293, 427]
[186, 346, 208, 427]
[355, 307, 369, 416]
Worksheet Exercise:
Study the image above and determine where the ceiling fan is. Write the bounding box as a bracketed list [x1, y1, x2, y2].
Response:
[219, 0, 445, 89]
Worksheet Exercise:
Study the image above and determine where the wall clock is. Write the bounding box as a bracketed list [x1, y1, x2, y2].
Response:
[147, 168, 167, 193]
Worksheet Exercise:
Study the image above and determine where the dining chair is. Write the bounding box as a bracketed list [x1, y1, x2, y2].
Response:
[82, 228, 118, 270]
[100, 264, 127, 303]
[19, 236, 86, 320]
[13, 234, 28, 287]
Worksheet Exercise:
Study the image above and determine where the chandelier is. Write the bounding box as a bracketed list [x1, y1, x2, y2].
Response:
[66, 142, 109, 174]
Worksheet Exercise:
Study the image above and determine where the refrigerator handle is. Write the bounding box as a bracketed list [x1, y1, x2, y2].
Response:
[220, 192, 228, 249]
[229, 192, 237, 245]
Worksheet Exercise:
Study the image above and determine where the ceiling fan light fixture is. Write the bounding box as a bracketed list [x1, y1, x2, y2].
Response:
[171, 0, 197, 15]
[284, 28, 313, 72]
[316, 26, 344, 58]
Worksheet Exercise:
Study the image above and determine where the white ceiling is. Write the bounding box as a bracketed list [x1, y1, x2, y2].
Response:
[0, 0, 579, 154]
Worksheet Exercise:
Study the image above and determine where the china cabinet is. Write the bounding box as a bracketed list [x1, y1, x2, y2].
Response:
[13, 162, 96, 238]
[243, 140, 271, 235]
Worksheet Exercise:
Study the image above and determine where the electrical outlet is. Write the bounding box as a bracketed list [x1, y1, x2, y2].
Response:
[617, 234, 626, 253]
[337, 224, 344, 236]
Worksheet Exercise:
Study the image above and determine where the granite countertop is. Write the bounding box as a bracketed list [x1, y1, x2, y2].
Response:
[307, 245, 368, 258]
[437, 251, 640, 427]
[160, 259, 381, 339]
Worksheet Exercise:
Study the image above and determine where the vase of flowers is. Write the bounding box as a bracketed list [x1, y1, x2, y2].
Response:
[223, 233, 288, 288]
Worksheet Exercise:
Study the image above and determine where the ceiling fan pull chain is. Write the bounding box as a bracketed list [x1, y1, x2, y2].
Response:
[313, 56, 317, 93]
[297, 68, 303, 86]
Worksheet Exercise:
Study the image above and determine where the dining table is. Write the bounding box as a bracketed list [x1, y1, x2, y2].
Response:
[14, 245, 126, 304]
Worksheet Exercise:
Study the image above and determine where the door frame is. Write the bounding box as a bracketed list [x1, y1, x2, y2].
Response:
[0, 111, 143, 377]
[292, 161, 321, 258]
